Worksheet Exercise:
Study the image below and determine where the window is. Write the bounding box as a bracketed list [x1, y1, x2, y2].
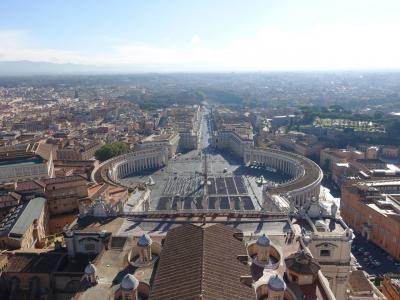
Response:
[320, 249, 331, 257]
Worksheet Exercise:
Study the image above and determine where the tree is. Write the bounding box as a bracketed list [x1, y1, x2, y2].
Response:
[95, 142, 128, 161]
[373, 111, 384, 120]
[385, 119, 400, 136]
[329, 104, 344, 113]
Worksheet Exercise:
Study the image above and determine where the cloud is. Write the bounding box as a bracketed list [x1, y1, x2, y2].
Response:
[191, 35, 200, 45]
[0, 31, 182, 65]
[1, 22, 400, 71]
[189, 22, 400, 71]
[234, 22, 400, 70]
[0, 30, 84, 64]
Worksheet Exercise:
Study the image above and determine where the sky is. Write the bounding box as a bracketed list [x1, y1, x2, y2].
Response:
[1, 0, 400, 71]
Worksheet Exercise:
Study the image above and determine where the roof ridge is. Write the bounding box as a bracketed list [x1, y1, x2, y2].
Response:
[200, 225, 205, 299]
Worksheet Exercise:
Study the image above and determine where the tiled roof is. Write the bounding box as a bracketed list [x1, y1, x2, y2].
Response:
[15, 180, 44, 191]
[149, 224, 256, 300]
[284, 250, 320, 275]
[42, 174, 87, 185]
[5, 252, 65, 273]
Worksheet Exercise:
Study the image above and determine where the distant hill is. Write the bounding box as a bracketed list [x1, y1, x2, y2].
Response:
[0, 60, 106, 75]
[0, 60, 215, 75]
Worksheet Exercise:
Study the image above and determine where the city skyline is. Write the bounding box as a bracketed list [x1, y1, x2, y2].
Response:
[1, 0, 400, 72]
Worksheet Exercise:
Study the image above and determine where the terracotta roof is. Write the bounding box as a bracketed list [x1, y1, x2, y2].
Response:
[5, 252, 65, 273]
[348, 270, 373, 293]
[42, 174, 87, 185]
[0, 192, 21, 204]
[284, 250, 320, 275]
[149, 224, 256, 300]
[14, 180, 44, 192]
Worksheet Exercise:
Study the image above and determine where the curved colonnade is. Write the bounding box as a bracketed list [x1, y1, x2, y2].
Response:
[244, 148, 323, 208]
[92, 145, 322, 209]
[91, 147, 168, 187]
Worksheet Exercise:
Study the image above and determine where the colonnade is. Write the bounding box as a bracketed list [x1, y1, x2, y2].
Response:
[114, 155, 165, 179]
[94, 148, 169, 183]
[244, 148, 323, 209]
[287, 187, 320, 208]
[245, 151, 304, 179]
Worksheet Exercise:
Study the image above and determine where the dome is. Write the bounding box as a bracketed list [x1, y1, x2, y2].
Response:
[267, 274, 286, 292]
[285, 250, 320, 275]
[256, 234, 270, 247]
[294, 250, 313, 264]
[121, 274, 139, 290]
[84, 263, 97, 275]
[137, 234, 152, 247]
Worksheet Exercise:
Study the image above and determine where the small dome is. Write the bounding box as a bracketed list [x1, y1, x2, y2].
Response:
[267, 274, 286, 292]
[256, 234, 270, 247]
[84, 263, 97, 275]
[294, 250, 312, 264]
[121, 274, 139, 290]
[137, 234, 152, 247]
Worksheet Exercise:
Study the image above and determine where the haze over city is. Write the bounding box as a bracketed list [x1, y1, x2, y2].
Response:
[1, 0, 400, 72]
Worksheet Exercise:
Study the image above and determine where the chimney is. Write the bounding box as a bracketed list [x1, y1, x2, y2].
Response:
[237, 255, 249, 264]
[233, 232, 244, 241]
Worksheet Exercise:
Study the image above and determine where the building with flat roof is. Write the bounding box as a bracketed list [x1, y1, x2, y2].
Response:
[347, 270, 385, 300]
[0, 197, 48, 250]
[0, 142, 54, 184]
[136, 132, 179, 158]
[56, 139, 103, 160]
[341, 180, 400, 259]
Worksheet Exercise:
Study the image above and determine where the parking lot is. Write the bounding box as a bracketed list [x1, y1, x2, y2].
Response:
[352, 232, 400, 278]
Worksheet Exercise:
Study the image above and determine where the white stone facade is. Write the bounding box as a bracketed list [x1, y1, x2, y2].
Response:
[110, 148, 168, 180]
[212, 130, 254, 158]
[244, 148, 323, 209]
